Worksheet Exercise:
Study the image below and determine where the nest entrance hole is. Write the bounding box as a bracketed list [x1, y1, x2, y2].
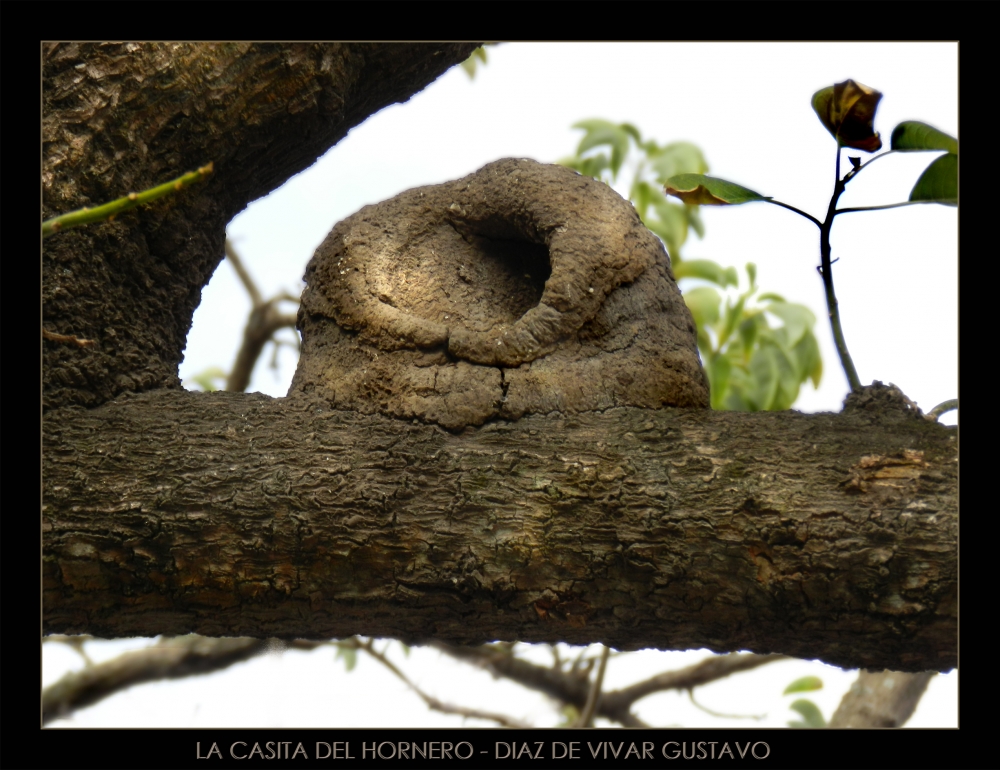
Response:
[374, 218, 551, 336]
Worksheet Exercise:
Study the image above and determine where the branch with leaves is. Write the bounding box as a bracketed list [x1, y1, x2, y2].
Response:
[664, 80, 957, 395]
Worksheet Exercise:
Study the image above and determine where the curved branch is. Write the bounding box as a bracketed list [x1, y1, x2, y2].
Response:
[43, 636, 269, 726]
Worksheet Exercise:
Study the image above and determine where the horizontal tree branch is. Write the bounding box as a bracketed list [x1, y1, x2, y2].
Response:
[43, 386, 956, 672]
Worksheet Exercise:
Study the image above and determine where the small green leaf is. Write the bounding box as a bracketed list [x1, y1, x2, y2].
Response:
[459, 46, 489, 79]
[335, 646, 358, 672]
[650, 142, 709, 184]
[909, 153, 957, 206]
[573, 120, 632, 180]
[686, 205, 706, 239]
[620, 123, 643, 144]
[648, 198, 690, 259]
[784, 676, 824, 695]
[665, 174, 770, 206]
[683, 286, 722, 329]
[707, 354, 733, 410]
[674, 259, 740, 288]
[792, 330, 823, 388]
[766, 301, 816, 348]
[188, 367, 227, 392]
[747, 346, 781, 411]
[890, 121, 957, 154]
[788, 699, 826, 728]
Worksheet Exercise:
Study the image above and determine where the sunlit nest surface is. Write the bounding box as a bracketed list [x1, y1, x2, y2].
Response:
[291, 158, 709, 429]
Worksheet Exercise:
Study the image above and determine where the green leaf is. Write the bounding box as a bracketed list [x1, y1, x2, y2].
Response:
[737, 313, 765, 358]
[620, 123, 643, 145]
[650, 141, 709, 183]
[890, 121, 957, 154]
[335, 646, 357, 673]
[765, 301, 816, 348]
[788, 699, 826, 729]
[573, 120, 632, 180]
[630, 180, 662, 221]
[683, 286, 722, 329]
[686, 205, 706, 239]
[188, 367, 227, 392]
[909, 153, 957, 206]
[674, 259, 739, 288]
[747, 346, 781, 411]
[665, 174, 770, 206]
[707, 354, 733, 410]
[784, 676, 824, 695]
[459, 46, 489, 80]
[648, 198, 690, 259]
[792, 330, 823, 388]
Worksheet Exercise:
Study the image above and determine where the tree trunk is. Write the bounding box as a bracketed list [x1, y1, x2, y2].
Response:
[42, 43, 956, 675]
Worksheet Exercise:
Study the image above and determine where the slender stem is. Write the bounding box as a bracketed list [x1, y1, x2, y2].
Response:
[820, 149, 862, 392]
[42, 163, 214, 239]
[836, 200, 933, 215]
[764, 199, 822, 229]
[576, 646, 611, 728]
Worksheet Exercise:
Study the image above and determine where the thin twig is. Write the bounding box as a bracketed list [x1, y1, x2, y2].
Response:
[358, 639, 531, 728]
[43, 329, 96, 348]
[764, 199, 823, 229]
[43, 163, 213, 239]
[836, 200, 936, 215]
[574, 645, 611, 728]
[687, 687, 765, 721]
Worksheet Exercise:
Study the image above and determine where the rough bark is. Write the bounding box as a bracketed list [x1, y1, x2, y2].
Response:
[43, 42, 480, 411]
[43, 386, 956, 672]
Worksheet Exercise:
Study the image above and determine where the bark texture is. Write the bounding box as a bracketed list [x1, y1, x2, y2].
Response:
[43, 42, 480, 411]
[43, 386, 956, 672]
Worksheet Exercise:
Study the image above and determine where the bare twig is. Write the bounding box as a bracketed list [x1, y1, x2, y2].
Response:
[574, 645, 610, 728]
[355, 638, 531, 728]
[43, 329, 96, 348]
[435, 643, 784, 727]
[687, 687, 765, 721]
[223, 239, 300, 392]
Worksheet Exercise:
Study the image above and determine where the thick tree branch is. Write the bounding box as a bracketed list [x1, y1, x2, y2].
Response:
[42, 386, 957, 672]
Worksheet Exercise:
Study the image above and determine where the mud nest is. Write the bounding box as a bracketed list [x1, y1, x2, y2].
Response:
[290, 158, 709, 430]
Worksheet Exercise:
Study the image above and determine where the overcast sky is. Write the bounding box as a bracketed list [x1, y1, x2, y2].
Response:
[45, 42, 957, 728]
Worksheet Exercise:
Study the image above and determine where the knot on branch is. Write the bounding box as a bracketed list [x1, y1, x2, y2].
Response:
[843, 381, 926, 422]
[291, 158, 708, 429]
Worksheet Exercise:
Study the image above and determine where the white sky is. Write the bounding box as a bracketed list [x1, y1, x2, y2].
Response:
[44, 42, 958, 728]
